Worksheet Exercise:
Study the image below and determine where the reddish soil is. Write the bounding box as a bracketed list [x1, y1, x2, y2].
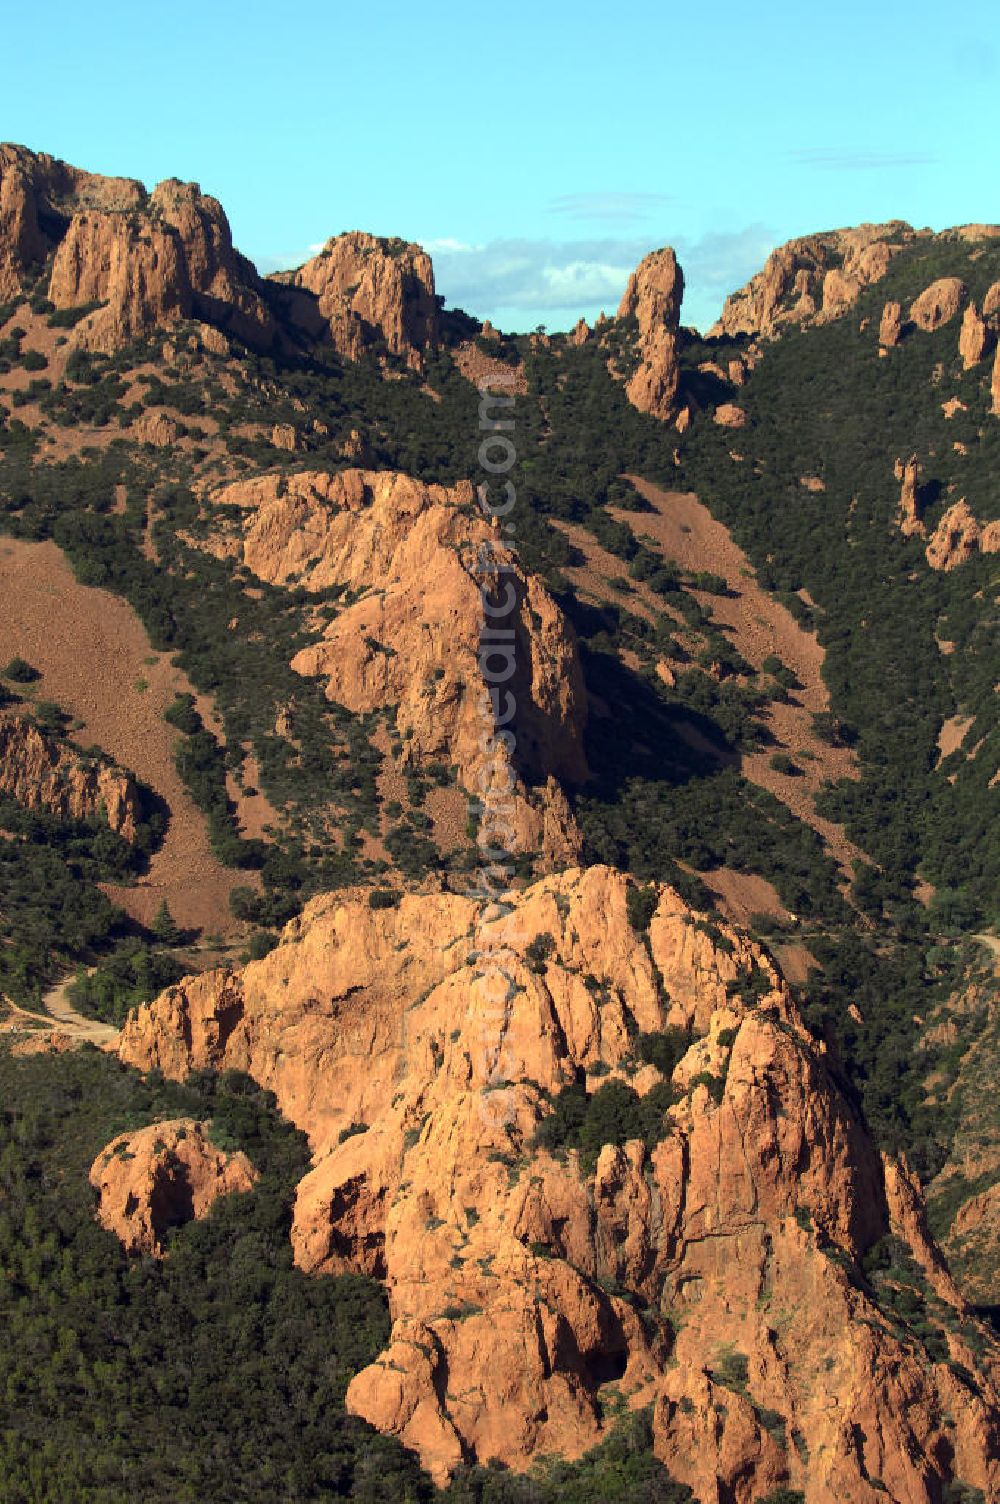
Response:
[618, 478, 866, 884]
[0, 537, 251, 937]
[696, 868, 790, 928]
[937, 714, 974, 763]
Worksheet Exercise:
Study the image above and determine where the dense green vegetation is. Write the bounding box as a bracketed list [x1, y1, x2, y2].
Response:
[0, 796, 142, 1003]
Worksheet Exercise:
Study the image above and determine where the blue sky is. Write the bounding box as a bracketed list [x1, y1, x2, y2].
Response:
[5, 0, 999, 331]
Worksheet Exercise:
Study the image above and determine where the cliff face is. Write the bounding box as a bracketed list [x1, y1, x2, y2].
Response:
[89, 1119, 257, 1256]
[616, 247, 685, 420]
[207, 467, 588, 861]
[0, 714, 142, 839]
[116, 865, 1000, 1500]
[0, 142, 145, 300]
[273, 230, 439, 368]
[3, 145, 439, 363]
[712, 223, 916, 338]
[46, 175, 275, 352]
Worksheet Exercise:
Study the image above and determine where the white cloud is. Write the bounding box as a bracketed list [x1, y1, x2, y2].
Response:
[256, 240, 326, 274]
[430, 225, 775, 333]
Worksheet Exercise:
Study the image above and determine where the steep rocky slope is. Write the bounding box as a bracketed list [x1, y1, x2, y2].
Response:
[711, 223, 918, 338]
[115, 866, 1000, 1500]
[0, 712, 142, 838]
[1, 145, 442, 365]
[271, 231, 439, 368]
[203, 466, 588, 862]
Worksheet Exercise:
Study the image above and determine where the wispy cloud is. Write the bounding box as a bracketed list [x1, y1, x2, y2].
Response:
[257, 241, 325, 273]
[790, 148, 936, 171]
[547, 191, 674, 224]
[430, 224, 774, 332]
[255, 224, 775, 334]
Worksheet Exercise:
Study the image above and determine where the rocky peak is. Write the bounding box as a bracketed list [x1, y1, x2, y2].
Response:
[1, 143, 273, 351]
[879, 299, 903, 347]
[894, 455, 925, 537]
[958, 301, 990, 367]
[925, 498, 1000, 570]
[712, 222, 914, 338]
[113, 864, 1000, 1498]
[274, 230, 439, 369]
[615, 246, 685, 420]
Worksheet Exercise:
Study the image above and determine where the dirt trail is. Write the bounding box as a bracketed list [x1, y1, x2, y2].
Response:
[617, 478, 867, 885]
[2, 978, 119, 1050]
[40, 972, 120, 1045]
[0, 537, 248, 936]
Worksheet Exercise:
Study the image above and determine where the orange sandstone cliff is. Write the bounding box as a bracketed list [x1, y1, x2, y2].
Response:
[204, 466, 588, 861]
[0, 713, 143, 839]
[1, 144, 439, 365]
[89, 1118, 257, 1257]
[272, 231, 439, 369]
[114, 866, 1000, 1500]
[616, 247, 685, 420]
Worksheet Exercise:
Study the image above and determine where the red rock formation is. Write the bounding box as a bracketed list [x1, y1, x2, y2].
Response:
[275, 231, 439, 369]
[616, 247, 684, 419]
[958, 301, 990, 368]
[116, 866, 1000, 1499]
[89, 1119, 257, 1256]
[205, 468, 588, 862]
[713, 402, 747, 428]
[925, 499, 1000, 570]
[894, 455, 925, 537]
[712, 223, 913, 338]
[0, 714, 142, 838]
[132, 410, 179, 448]
[0, 142, 145, 300]
[879, 300, 903, 347]
[984, 280, 1000, 319]
[0, 145, 274, 351]
[909, 277, 967, 332]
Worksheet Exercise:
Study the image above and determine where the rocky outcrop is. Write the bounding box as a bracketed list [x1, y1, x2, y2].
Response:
[712, 223, 913, 338]
[89, 1119, 257, 1256]
[879, 299, 903, 347]
[616, 247, 684, 420]
[132, 410, 179, 448]
[958, 301, 991, 368]
[207, 468, 587, 861]
[0, 714, 142, 839]
[894, 455, 925, 537]
[273, 231, 439, 369]
[925, 499, 1000, 570]
[116, 866, 1000, 1499]
[984, 280, 1000, 319]
[47, 175, 274, 353]
[0, 142, 145, 300]
[909, 277, 966, 332]
[992, 344, 1000, 415]
[713, 402, 746, 428]
[1, 144, 273, 351]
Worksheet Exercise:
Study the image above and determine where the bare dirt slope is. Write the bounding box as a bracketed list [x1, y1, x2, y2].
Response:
[619, 478, 866, 884]
[0, 538, 248, 936]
